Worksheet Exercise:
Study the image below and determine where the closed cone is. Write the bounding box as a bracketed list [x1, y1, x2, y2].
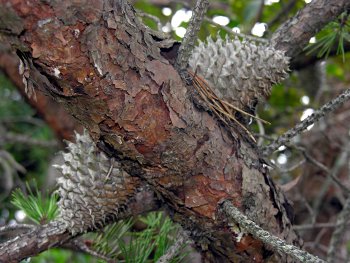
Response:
[54, 130, 138, 234]
[189, 36, 289, 111]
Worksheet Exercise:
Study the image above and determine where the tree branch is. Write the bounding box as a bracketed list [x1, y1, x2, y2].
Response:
[267, 0, 298, 28]
[271, 0, 350, 58]
[0, 0, 347, 261]
[293, 221, 350, 230]
[222, 201, 326, 263]
[2, 132, 58, 148]
[175, 0, 209, 71]
[327, 195, 350, 262]
[203, 16, 268, 44]
[0, 186, 159, 262]
[262, 88, 350, 156]
[156, 230, 191, 263]
[0, 223, 35, 234]
[0, 221, 70, 263]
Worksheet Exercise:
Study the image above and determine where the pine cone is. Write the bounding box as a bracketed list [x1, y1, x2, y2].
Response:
[54, 130, 138, 234]
[189, 36, 289, 111]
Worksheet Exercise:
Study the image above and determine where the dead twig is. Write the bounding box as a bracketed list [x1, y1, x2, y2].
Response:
[327, 195, 350, 263]
[262, 88, 350, 156]
[176, 0, 209, 71]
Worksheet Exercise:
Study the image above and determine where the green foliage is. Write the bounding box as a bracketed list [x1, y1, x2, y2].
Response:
[140, 212, 186, 262]
[119, 226, 155, 263]
[326, 62, 345, 80]
[268, 84, 303, 110]
[91, 212, 185, 263]
[305, 12, 350, 62]
[11, 182, 58, 224]
[243, 0, 262, 23]
[30, 248, 94, 263]
[30, 212, 185, 263]
[0, 73, 56, 187]
[93, 218, 133, 258]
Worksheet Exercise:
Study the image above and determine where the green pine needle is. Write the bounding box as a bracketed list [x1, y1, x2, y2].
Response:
[119, 229, 155, 263]
[93, 219, 133, 259]
[11, 182, 58, 224]
[305, 12, 350, 62]
[91, 212, 186, 263]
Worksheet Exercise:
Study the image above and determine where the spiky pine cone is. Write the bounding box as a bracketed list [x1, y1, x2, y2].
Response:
[54, 130, 139, 235]
[189, 36, 289, 112]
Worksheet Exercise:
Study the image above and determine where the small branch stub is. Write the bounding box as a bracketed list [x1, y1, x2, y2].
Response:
[176, 0, 209, 71]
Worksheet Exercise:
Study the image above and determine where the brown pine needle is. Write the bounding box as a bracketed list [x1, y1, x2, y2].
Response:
[190, 70, 257, 142]
[190, 70, 270, 125]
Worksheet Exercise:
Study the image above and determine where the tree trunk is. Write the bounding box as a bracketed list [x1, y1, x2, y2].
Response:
[0, 0, 349, 261]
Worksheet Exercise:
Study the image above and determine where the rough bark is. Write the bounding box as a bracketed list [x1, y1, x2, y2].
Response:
[271, 0, 350, 58]
[0, 0, 347, 262]
[0, 52, 83, 141]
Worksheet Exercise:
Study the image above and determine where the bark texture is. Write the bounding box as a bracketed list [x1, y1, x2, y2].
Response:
[0, 0, 347, 262]
[271, 0, 350, 57]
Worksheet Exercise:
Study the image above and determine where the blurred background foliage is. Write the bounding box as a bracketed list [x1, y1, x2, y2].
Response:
[1, 0, 350, 262]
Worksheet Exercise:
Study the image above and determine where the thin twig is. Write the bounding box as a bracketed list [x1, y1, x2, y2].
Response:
[0, 223, 36, 234]
[0, 116, 45, 126]
[327, 195, 350, 263]
[296, 145, 350, 195]
[294, 221, 350, 231]
[0, 150, 26, 173]
[267, 0, 298, 28]
[247, 0, 265, 33]
[156, 230, 191, 263]
[256, 113, 266, 146]
[72, 238, 115, 263]
[278, 158, 305, 173]
[222, 201, 326, 263]
[2, 132, 58, 148]
[297, 191, 317, 225]
[262, 88, 350, 156]
[176, 0, 209, 71]
[203, 17, 269, 44]
[136, 9, 163, 31]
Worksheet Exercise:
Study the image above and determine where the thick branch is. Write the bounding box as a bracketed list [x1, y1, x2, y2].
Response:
[0, 221, 70, 263]
[271, 0, 350, 58]
[1, 0, 346, 261]
[0, 186, 159, 262]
